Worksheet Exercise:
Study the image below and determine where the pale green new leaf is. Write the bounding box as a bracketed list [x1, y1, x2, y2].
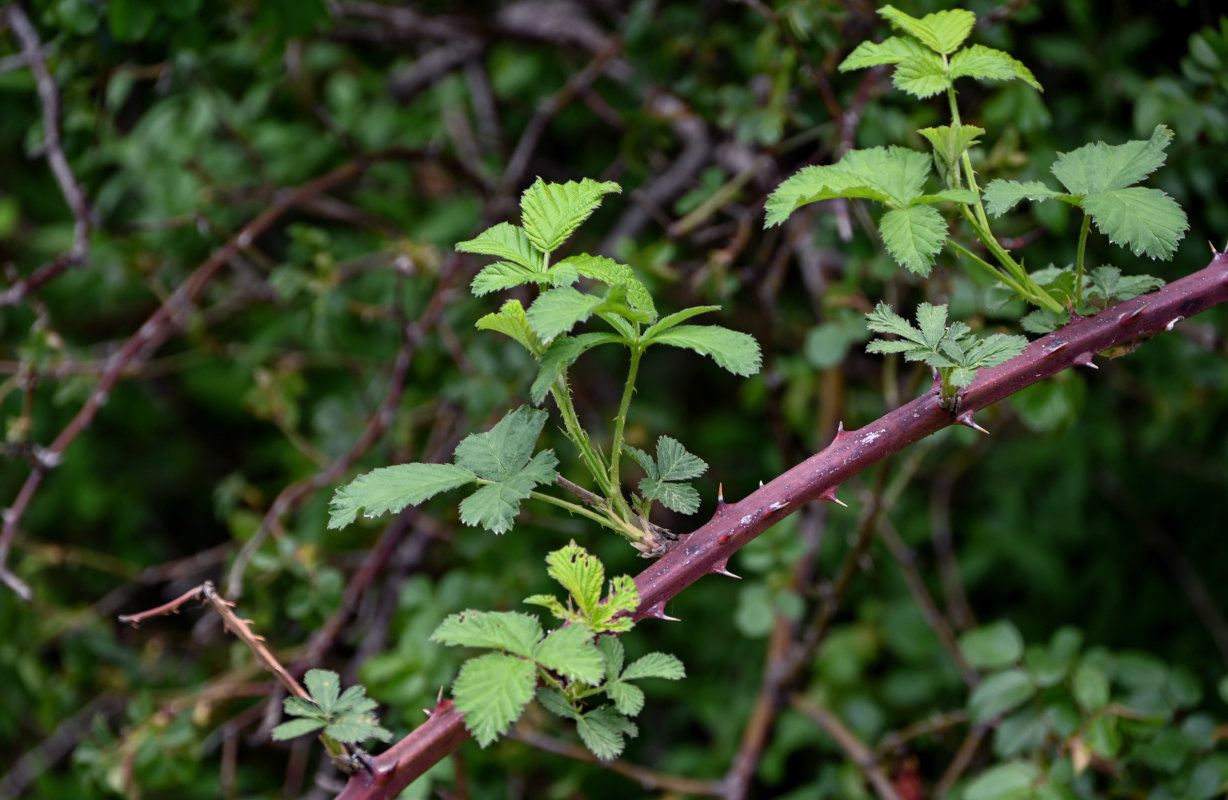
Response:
[642, 305, 721, 338]
[527, 286, 604, 342]
[456, 222, 542, 270]
[476, 299, 545, 356]
[453, 406, 548, 480]
[522, 593, 573, 623]
[654, 436, 707, 482]
[918, 124, 985, 181]
[915, 302, 949, 349]
[576, 706, 638, 762]
[304, 669, 341, 711]
[949, 45, 1042, 91]
[530, 332, 622, 405]
[458, 450, 558, 533]
[1052, 124, 1175, 195]
[534, 625, 605, 684]
[430, 610, 543, 658]
[879, 204, 947, 275]
[452, 652, 537, 747]
[271, 717, 327, 741]
[559, 254, 657, 321]
[1082, 187, 1188, 260]
[620, 652, 686, 681]
[470, 260, 578, 296]
[839, 35, 928, 71]
[650, 324, 762, 376]
[328, 463, 475, 529]
[892, 48, 951, 98]
[982, 179, 1066, 217]
[878, 5, 976, 55]
[590, 575, 638, 633]
[544, 541, 604, 617]
[639, 478, 701, 515]
[520, 177, 621, 254]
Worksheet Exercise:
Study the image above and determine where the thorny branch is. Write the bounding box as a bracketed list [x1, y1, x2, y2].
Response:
[333, 254, 1228, 798]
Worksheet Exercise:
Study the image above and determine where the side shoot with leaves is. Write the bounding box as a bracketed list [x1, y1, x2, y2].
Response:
[767, 5, 1188, 409]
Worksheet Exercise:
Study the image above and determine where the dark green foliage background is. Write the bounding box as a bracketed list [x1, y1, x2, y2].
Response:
[2, 1, 1227, 797]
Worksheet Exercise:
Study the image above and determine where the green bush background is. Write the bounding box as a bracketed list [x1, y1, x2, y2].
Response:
[2, 0, 1228, 797]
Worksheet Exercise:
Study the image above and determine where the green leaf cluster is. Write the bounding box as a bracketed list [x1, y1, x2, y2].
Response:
[272, 669, 393, 747]
[328, 406, 556, 534]
[865, 303, 1027, 403]
[623, 436, 708, 515]
[985, 125, 1189, 261]
[431, 542, 683, 759]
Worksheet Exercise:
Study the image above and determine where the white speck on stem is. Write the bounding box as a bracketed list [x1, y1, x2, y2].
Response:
[739, 514, 753, 526]
[863, 429, 885, 444]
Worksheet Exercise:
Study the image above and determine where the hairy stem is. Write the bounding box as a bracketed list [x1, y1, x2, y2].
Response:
[1075, 214, 1092, 307]
[606, 343, 644, 513]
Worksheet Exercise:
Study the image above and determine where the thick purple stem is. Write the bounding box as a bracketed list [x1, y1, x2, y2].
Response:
[334, 251, 1228, 799]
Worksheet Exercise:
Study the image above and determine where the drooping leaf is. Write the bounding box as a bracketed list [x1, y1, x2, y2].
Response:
[878, 204, 947, 275]
[1081, 186, 1188, 260]
[451, 652, 537, 747]
[878, 5, 976, 55]
[650, 324, 762, 376]
[559, 253, 657, 321]
[520, 177, 621, 254]
[533, 625, 605, 684]
[530, 332, 623, 405]
[576, 706, 638, 762]
[543, 541, 605, 618]
[430, 610, 543, 658]
[620, 652, 686, 681]
[982, 179, 1066, 217]
[476, 299, 545, 357]
[949, 45, 1042, 91]
[328, 463, 475, 529]
[456, 222, 543, 270]
[458, 450, 559, 533]
[453, 406, 549, 481]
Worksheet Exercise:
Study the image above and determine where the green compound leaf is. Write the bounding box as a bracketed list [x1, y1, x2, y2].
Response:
[1081, 187, 1188, 260]
[325, 707, 393, 745]
[653, 436, 707, 482]
[639, 479, 700, 515]
[520, 177, 620, 254]
[456, 222, 543, 270]
[530, 332, 623, 405]
[453, 406, 549, 481]
[966, 333, 1031, 369]
[271, 716, 327, 741]
[866, 303, 1026, 389]
[865, 302, 927, 345]
[879, 204, 947, 275]
[915, 302, 949, 349]
[470, 260, 578, 297]
[766, 146, 934, 226]
[969, 668, 1037, 723]
[459, 449, 558, 533]
[576, 706, 638, 762]
[328, 463, 475, 529]
[620, 651, 686, 681]
[476, 299, 545, 357]
[544, 541, 605, 618]
[305, 669, 341, 711]
[558, 253, 657, 321]
[949, 45, 1042, 91]
[1052, 124, 1175, 195]
[431, 610, 543, 658]
[649, 324, 762, 376]
[1086, 266, 1164, 302]
[451, 652, 537, 747]
[527, 286, 605, 342]
[533, 624, 605, 685]
[982, 179, 1066, 217]
[283, 696, 322, 719]
[878, 5, 976, 55]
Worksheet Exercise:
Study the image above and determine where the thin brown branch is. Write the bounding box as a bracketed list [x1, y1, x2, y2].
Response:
[0, 4, 95, 307]
[332, 252, 1228, 798]
[791, 694, 903, 800]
